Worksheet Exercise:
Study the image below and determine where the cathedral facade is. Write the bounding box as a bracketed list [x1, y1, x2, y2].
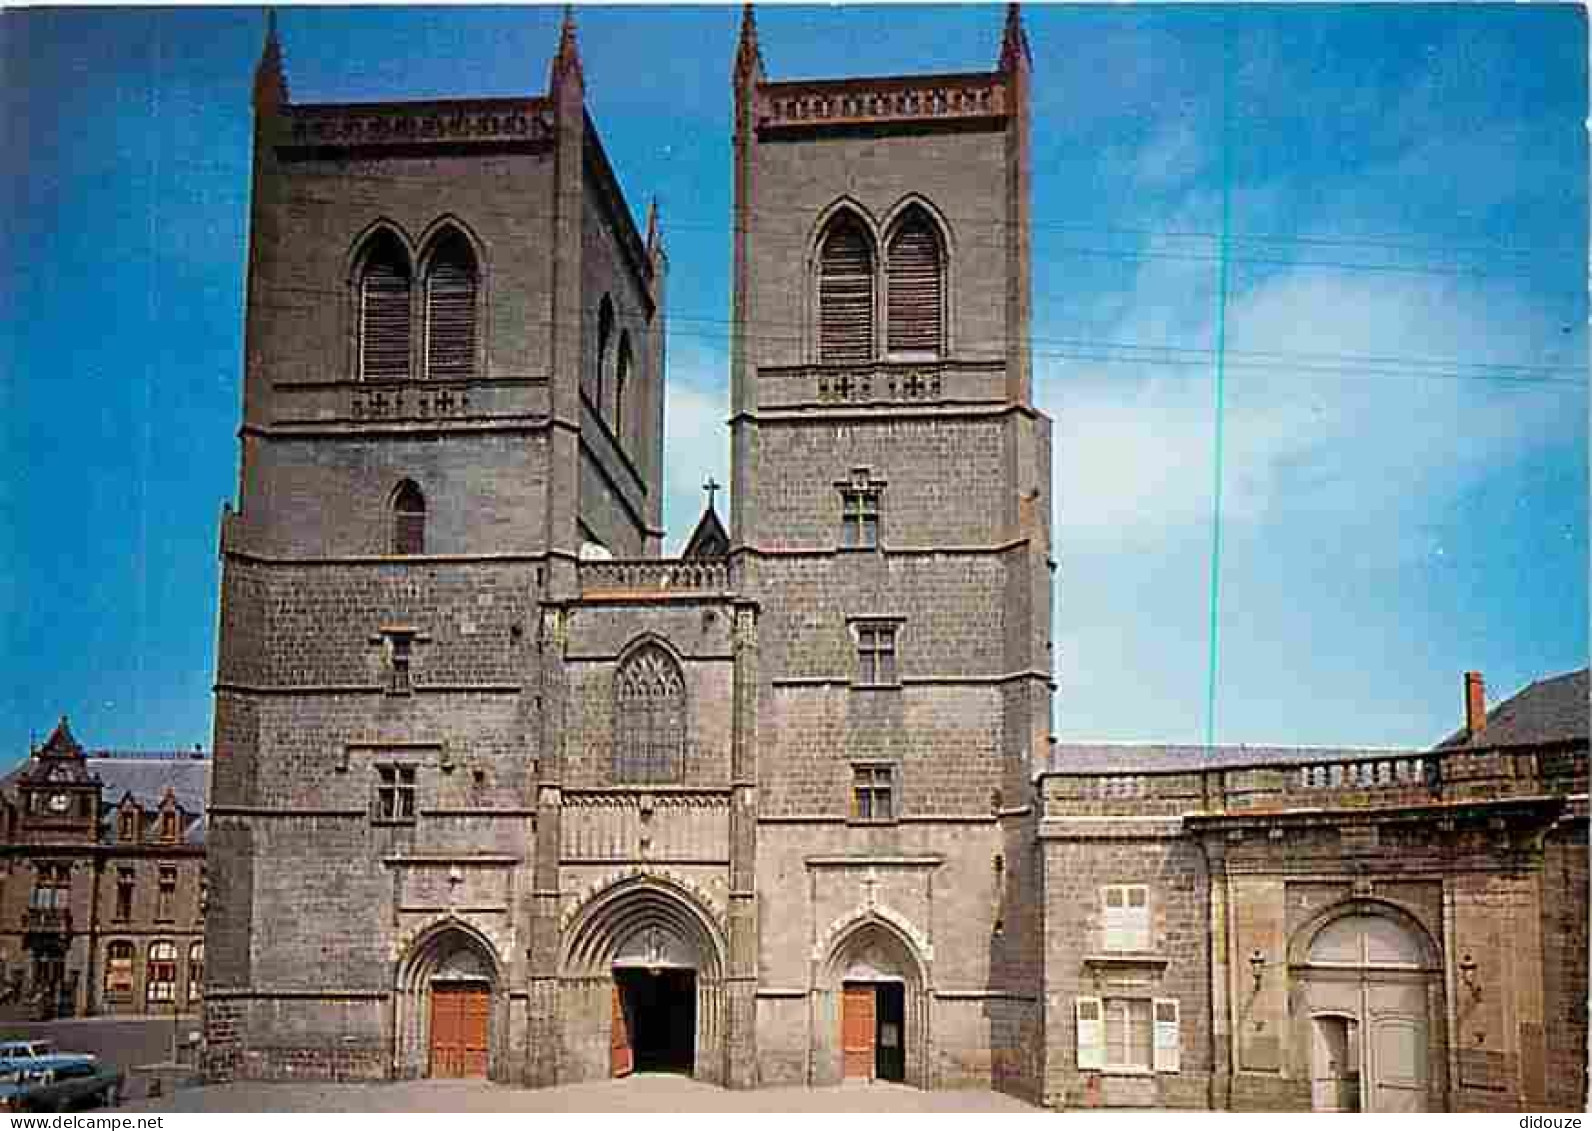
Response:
[204, 9, 1586, 1111]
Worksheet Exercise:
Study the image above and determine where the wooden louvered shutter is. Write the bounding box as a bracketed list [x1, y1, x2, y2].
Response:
[361, 243, 411, 381]
[887, 216, 942, 355]
[426, 237, 477, 380]
[819, 220, 874, 364]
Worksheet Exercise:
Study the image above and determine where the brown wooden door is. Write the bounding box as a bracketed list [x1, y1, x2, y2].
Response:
[842, 983, 876, 1080]
[611, 981, 634, 1078]
[430, 983, 489, 1078]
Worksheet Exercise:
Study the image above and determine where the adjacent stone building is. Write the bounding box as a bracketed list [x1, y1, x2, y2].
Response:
[0, 719, 209, 1020]
[202, 7, 1587, 1111]
[1039, 668, 1588, 1112]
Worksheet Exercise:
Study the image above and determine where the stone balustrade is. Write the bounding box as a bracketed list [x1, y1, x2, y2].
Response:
[1293, 755, 1434, 791]
[579, 558, 730, 596]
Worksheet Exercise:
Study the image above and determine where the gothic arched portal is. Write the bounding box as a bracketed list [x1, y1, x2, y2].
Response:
[561, 874, 729, 1086]
[814, 912, 931, 1089]
[393, 920, 504, 1081]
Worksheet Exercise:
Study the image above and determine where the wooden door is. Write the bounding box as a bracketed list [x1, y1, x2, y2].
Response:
[841, 984, 876, 1080]
[429, 983, 489, 1078]
[1368, 1013, 1427, 1112]
[611, 981, 634, 1078]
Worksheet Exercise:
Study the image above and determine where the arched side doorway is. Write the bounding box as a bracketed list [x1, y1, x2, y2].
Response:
[1290, 905, 1443, 1113]
[813, 914, 930, 1088]
[393, 921, 504, 1080]
[562, 875, 729, 1086]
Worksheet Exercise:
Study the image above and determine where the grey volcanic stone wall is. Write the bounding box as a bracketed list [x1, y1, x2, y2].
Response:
[730, 40, 1051, 1097]
[208, 31, 665, 1082]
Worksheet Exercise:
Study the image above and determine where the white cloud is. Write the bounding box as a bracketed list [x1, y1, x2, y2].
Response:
[1044, 265, 1580, 555]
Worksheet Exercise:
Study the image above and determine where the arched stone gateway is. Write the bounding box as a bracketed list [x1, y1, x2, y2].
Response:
[561, 875, 729, 1085]
[393, 919, 505, 1080]
[813, 913, 931, 1088]
[1288, 901, 1446, 1112]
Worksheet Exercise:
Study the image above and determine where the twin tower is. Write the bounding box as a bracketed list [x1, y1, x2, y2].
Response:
[207, 7, 1054, 1098]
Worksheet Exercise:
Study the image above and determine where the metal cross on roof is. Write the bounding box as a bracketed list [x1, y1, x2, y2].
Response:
[703, 476, 721, 510]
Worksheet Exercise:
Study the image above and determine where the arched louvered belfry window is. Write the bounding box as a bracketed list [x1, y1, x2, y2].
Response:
[614, 643, 686, 783]
[886, 207, 944, 357]
[359, 231, 412, 381]
[818, 214, 876, 364]
[614, 331, 632, 442]
[595, 295, 615, 411]
[423, 229, 478, 380]
[392, 480, 426, 555]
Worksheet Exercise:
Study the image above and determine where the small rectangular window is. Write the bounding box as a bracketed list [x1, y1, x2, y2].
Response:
[851, 764, 895, 823]
[114, 868, 134, 922]
[31, 864, 69, 910]
[156, 867, 176, 922]
[840, 489, 880, 548]
[390, 636, 413, 694]
[1102, 884, 1151, 951]
[855, 623, 898, 685]
[375, 765, 417, 823]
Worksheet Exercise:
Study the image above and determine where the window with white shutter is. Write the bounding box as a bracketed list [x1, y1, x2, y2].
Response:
[1103, 884, 1151, 951]
[1075, 996, 1104, 1070]
[886, 208, 943, 357]
[819, 215, 875, 364]
[424, 230, 478, 381]
[1153, 998, 1181, 1073]
[359, 233, 412, 382]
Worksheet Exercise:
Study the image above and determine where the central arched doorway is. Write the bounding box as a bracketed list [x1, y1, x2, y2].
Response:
[611, 925, 699, 1075]
[563, 875, 729, 1085]
[1292, 906, 1442, 1112]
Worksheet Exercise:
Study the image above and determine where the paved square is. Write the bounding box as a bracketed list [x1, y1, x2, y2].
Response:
[123, 1074, 1040, 1113]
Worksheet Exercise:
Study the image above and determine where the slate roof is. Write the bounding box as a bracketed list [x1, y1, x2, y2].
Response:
[1, 749, 210, 814]
[89, 754, 210, 814]
[1435, 668, 1589, 751]
[1047, 743, 1421, 775]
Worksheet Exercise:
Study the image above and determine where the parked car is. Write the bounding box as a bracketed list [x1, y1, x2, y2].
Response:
[0, 1061, 124, 1112]
[0, 1041, 95, 1074]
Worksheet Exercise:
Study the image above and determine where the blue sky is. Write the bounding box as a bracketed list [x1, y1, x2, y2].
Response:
[1, 4, 1585, 758]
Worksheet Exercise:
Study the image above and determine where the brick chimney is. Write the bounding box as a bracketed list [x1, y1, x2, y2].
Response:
[1464, 671, 1487, 740]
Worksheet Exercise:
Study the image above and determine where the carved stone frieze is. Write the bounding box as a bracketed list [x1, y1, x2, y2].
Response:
[284, 101, 553, 150]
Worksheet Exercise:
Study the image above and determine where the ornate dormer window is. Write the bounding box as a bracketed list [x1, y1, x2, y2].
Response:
[119, 800, 141, 844]
[158, 791, 179, 843]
